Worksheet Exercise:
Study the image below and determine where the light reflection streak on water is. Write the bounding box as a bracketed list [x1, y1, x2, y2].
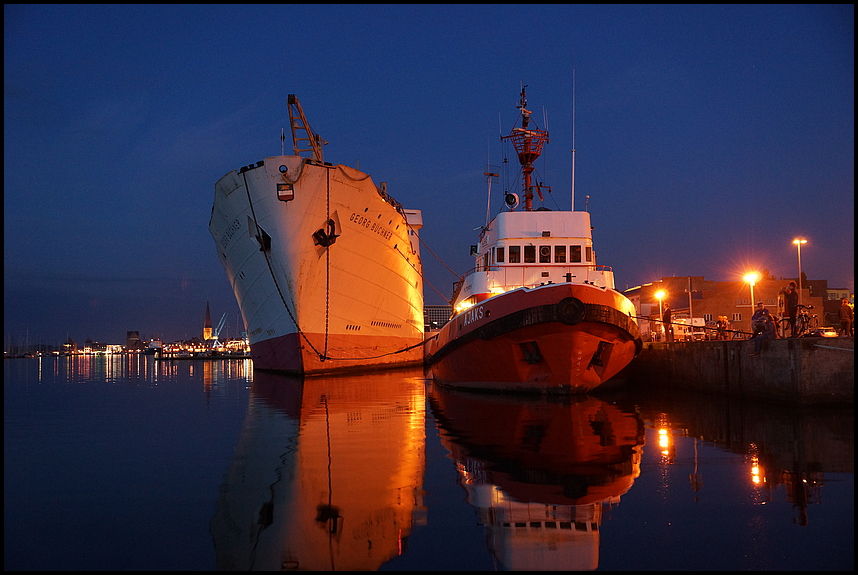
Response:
[37, 353, 253, 389]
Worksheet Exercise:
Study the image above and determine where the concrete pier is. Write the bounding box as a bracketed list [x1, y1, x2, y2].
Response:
[619, 337, 853, 405]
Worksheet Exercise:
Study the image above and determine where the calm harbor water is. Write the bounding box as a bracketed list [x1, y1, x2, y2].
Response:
[4, 355, 853, 571]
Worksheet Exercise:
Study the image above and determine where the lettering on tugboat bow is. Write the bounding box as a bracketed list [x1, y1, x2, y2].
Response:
[461, 306, 484, 327]
[349, 212, 393, 240]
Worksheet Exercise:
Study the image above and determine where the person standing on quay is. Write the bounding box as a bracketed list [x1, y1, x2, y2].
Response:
[784, 281, 799, 336]
[839, 298, 854, 337]
[716, 316, 728, 340]
[662, 302, 673, 342]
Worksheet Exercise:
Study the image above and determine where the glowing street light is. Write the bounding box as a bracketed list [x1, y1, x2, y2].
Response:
[744, 272, 760, 330]
[793, 238, 807, 304]
[655, 290, 666, 341]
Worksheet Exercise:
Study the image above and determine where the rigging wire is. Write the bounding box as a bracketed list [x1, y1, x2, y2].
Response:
[407, 224, 461, 279]
[394, 243, 452, 305]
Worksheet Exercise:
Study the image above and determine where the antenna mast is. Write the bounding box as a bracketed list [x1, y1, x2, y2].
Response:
[571, 68, 576, 211]
[501, 85, 549, 211]
[484, 152, 499, 229]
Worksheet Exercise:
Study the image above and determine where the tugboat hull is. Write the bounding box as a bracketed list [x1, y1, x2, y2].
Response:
[425, 283, 641, 393]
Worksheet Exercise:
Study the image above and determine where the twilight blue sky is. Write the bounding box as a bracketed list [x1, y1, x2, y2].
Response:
[4, 4, 854, 346]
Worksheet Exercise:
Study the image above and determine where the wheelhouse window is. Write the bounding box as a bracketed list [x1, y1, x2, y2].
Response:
[508, 246, 520, 263]
[496, 246, 504, 263]
[554, 245, 566, 263]
[524, 245, 536, 263]
[539, 245, 551, 263]
[585, 246, 592, 262]
[570, 245, 582, 263]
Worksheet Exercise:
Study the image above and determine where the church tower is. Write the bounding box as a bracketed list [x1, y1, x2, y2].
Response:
[203, 300, 213, 341]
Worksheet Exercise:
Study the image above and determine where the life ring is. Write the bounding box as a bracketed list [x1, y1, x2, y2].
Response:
[556, 297, 585, 325]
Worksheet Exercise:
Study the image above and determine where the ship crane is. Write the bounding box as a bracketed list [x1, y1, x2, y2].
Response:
[287, 94, 327, 162]
[210, 313, 227, 348]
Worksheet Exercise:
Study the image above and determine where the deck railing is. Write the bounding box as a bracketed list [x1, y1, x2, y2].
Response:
[463, 264, 612, 286]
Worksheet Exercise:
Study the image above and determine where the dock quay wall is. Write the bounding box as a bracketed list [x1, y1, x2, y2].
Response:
[620, 337, 853, 405]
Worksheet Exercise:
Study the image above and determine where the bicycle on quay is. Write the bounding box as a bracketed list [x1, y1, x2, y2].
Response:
[780, 304, 819, 337]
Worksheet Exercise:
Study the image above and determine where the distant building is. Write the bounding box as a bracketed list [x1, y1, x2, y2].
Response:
[62, 338, 78, 354]
[125, 331, 144, 351]
[83, 337, 108, 353]
[826, 287, 853, 302]
[424, 305, 452, 330]
[203, 301, 213, 341]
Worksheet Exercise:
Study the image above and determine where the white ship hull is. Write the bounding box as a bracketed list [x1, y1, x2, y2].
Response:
[210, 155, 424, 373]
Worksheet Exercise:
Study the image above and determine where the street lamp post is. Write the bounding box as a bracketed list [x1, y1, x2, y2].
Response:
[744, 272, 760, 334]
[793, 238, 807, 305]
[655, 290, 666, 342]
[687, 276, 693, 320]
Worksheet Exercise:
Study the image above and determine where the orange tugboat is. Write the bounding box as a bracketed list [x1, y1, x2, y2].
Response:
[424, 87, 641, 393]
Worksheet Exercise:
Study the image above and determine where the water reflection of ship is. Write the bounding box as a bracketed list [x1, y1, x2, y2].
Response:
[210, 367, 426, 570]
[428, 384, 645, 570]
